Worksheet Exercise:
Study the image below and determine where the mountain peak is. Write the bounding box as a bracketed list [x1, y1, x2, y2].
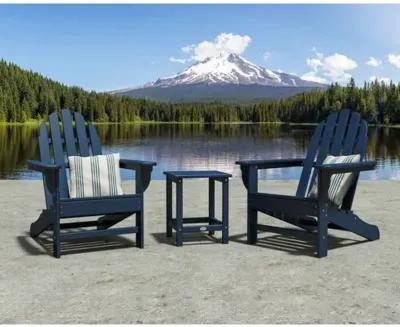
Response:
[144, 54, 324, 88]
[113, 54, 326, 102]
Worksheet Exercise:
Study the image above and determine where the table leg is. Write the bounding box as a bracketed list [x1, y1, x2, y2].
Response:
[222, 178, 229, 244]
[166, 177, 173, 237]
[176, 178, 183, 246]
[208, 178, 215, 236]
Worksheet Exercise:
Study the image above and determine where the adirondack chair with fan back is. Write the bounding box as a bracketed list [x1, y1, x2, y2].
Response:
[28, 109, 156, 258]
[236, 109, 380, 257]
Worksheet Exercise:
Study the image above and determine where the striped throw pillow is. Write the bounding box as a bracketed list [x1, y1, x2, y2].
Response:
[68, 153, 123, 198]
[308, 154, 361, 207]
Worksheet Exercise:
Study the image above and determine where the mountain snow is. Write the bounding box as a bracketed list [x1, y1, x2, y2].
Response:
[142, 53, 324, 88]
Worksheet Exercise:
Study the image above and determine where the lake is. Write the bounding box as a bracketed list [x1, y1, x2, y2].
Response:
[1, 123, 400, 180]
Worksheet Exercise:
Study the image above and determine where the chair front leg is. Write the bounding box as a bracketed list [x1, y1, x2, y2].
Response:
[317, 207, 328, 258]
[316, 170, 331, 258]
[46, 170, 61, 259]
[53, 204, 61, 258]
[136, 195, 144, 248]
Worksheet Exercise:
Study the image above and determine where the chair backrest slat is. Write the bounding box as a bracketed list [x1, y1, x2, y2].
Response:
[354, 120, 368, 159]
[40, 110, 105, 200]
[342, 112, 361, 155]
[61, 109, 78, 157]
[330, 109, 351, 155]
[88, 122, 102, 155]
[296, 123, 324, 197]
[296, 109, 369, 199]
[304, 112, 338, 194]
[49, 112, 69, 198]
[39, 123, 51, 165]
[314, 112, 338, 165]
[38, 123, 53, 207]
[74, 112, 90, 156]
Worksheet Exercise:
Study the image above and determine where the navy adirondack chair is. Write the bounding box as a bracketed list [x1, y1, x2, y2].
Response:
[28, 109, 156, 258]
[236, 109, 380, 257]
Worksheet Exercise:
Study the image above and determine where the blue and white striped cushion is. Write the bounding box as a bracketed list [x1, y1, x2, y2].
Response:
[68, 153, 123, 198]
[308, 154, 361, 207]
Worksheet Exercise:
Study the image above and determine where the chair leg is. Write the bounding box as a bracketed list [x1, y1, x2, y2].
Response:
[53, 211, 61, 259]
[176, 179, 183, 247]
[166, 177, 173, 237]
[30, 209, 53, 238]
[136, 210, 144, 249]
[208, 179, 215, 236]
[327, 208, 380, 241]
[247, 207, 258, 244]
[221, 178, 229, 244]
[317, 209, 328, 258]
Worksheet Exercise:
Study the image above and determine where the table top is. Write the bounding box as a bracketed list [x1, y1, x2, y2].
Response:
[163, 170, 232, 179]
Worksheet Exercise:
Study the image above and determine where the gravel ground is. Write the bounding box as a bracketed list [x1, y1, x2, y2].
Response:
[0, 180, 399, 323]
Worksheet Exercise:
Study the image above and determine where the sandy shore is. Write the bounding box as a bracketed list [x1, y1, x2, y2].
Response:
[0, 179, 399, 323]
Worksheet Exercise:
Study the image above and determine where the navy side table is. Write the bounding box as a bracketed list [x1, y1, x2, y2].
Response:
[163, 170, 231, 246]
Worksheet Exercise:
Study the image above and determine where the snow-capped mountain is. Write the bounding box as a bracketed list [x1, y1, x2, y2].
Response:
[145, 53, 323, 88]
[114, 54, 326, 102]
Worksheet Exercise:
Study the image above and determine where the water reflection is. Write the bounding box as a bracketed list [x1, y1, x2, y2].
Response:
[1, 123, 400, 180]
[0, 125, 39, 179]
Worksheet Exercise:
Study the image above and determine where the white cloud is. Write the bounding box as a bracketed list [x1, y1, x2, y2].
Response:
[171, 33, 252, 63]
[309, 46, 323, 59]
[169, 56, 190, 64]
[306, 57, 323, 71]
[366, 56, 382, 67]
[263, 51, 271, 61]
[301, 52, 358, 84]
[370, 76, 391, 84]
[388, 53, 400, 68]
[301, 71, 328, 84]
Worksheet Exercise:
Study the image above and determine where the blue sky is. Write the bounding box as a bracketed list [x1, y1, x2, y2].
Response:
[0, 4, 400, 91]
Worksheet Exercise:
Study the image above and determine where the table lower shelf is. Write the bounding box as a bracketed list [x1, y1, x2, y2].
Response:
[170, 216, 227, 233]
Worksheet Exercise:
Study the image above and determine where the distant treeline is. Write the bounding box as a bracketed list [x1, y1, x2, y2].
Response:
[1, 59, 400, 124]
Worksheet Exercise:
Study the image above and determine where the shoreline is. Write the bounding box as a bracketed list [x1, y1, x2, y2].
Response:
[1, 120, 400, 128]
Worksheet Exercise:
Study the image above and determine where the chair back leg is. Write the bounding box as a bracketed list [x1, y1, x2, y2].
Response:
[317, 208, 329, 258]
[247, 206, 258, 244]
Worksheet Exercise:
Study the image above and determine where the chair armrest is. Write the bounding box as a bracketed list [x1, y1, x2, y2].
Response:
[27, 160, 61, 173]
[315, 160, 376, 175]
[119, 159, 157, 170]
[119, 159, 156, 193]
[236, 158, 304, 169]
[237, 158, 304, 192]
